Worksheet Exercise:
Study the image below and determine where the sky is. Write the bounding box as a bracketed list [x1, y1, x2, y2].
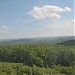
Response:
[0, 0, 74, 39]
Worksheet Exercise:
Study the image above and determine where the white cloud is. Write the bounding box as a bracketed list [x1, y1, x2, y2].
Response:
[37, 20, 74, 36]
[28, 5, 71, 20]
[0, 20, 74, 39]
[0, 25, 10, 33]
[38, 28, 43, 30]
[64, 7, 71, 12]
[16, 19, 34, 23]
[23, 19, 34, 23]
[73, 19, 75, 23]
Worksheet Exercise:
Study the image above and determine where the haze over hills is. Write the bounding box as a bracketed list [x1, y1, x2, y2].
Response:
[0, 36, 75, 45]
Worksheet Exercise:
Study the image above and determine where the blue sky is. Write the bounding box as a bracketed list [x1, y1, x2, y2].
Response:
[0, 0, 74, 39]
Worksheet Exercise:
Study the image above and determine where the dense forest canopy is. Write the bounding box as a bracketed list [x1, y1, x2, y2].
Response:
[0, 39, 75, 75]
[0, 44, 75, 67]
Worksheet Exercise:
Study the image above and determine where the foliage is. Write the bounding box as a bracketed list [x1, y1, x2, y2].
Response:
[0, 44, 74, 67]
[0, 62, 74, 75]
[0, 44, 75, 75]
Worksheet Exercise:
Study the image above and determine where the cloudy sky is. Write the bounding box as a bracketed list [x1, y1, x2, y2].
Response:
[0, 0, 74, 39]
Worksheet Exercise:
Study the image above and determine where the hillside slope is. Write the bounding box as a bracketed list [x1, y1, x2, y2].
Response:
[0, 36, 75, 45]
[57, 40, 75, 45]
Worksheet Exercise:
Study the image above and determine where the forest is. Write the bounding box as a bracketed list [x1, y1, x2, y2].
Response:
[0, 44, 75, 75]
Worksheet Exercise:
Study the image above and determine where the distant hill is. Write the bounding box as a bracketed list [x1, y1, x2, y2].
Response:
[0, 36, 75, 45]
[57, 40, 75, 45]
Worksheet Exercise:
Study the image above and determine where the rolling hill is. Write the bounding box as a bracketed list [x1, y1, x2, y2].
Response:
[0, 36, 75, 45]
[57, 40, 75, 45]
